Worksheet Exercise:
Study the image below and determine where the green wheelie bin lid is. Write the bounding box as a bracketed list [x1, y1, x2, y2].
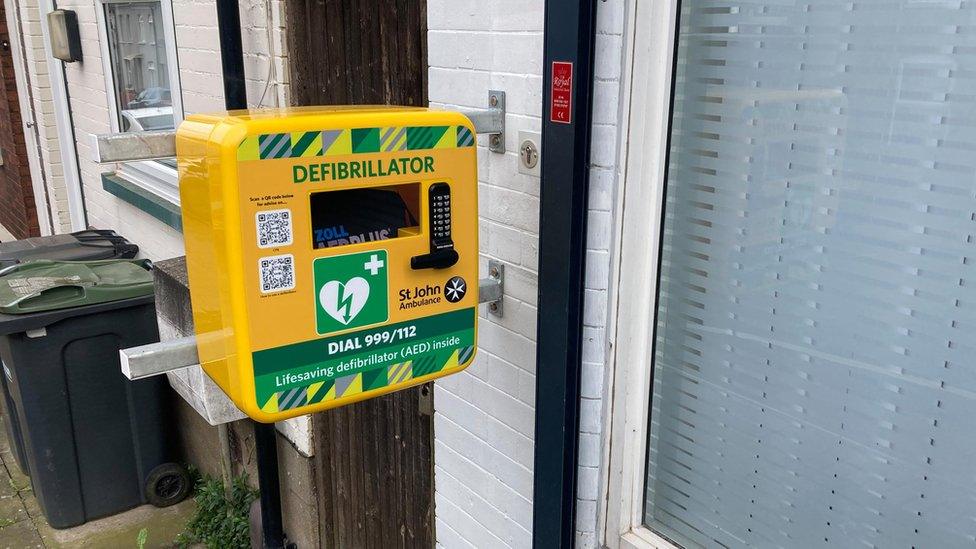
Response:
[0, 259, 153, 314]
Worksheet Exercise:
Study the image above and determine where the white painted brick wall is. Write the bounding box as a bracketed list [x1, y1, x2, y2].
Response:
[47, 0, 289, 262]
[428, 1, 542, 546]
[429, 0, 625, 547]
[576, 2, 626, 547]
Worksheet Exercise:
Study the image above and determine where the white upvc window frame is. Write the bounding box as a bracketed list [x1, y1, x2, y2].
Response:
[95, 0, 183, 205]
[600, 0, 681, 548]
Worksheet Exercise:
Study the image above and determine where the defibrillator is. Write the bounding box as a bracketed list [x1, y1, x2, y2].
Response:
[177, 107, 479, 422]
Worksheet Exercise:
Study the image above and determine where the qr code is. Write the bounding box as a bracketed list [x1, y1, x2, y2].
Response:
[259, 254, 295, 293]
[256, 209, 293, 248]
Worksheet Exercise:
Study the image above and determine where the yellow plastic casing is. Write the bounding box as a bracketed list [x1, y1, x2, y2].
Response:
[177, 107, 479, 422]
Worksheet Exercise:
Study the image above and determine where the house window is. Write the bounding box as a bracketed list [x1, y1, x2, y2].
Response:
[639, 0, 976, 547]
[105, 2, 173, 133]
[99, 0, 182, 203]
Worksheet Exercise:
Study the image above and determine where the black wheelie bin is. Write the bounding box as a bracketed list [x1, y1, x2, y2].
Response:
[0, 259, 189, 529]
[0, 230, 138, 476]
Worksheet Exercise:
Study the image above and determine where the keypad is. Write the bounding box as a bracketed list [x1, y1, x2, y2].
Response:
[429, 183, 453, 247]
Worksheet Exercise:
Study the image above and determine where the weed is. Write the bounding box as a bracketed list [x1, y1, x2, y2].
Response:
[176, 474, 257, 549]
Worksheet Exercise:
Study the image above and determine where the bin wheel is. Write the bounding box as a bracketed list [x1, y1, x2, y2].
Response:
[145, 463, 190, 508]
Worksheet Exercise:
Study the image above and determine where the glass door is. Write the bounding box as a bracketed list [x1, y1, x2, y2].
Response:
[640, 0, 976, 547]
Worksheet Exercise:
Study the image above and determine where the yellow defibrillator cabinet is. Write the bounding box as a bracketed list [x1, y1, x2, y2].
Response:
[177, 107, 479, 422]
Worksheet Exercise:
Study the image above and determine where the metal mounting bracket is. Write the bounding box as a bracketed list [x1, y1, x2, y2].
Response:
[457, 90, 506, 153]
[92, 90, 507, 163]
[120, 266, 505, 380]
[479, 259, 504, 317]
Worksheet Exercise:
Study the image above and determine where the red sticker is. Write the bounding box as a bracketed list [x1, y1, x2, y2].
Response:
[550, 61, 573, 124]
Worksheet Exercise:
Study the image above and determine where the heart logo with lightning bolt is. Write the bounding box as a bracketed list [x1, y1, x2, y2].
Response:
[318, 277, 370, 325]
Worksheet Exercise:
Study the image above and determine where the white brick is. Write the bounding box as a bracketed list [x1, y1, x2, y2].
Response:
[590, 123, 618, 168]
[486, 296, 536, 341]
[586, 210, 612, 251]
[469, 369, 535, 438]
[489, 72, 543, 117]
[592, 79, 621, 126]
[521, 236, 538, 270]
[581, 327, 606, 364]
[576, 530, 598, 549]
[489, 0, 544, 32]
[597, 0, 626, 35]
[517, 369, 535, 408]
[588, 167, 615, 212]
[436, 518, 477, 549]
[429, 68, 492, 107]
[579, 398, 602, 435]
[486, 186, 539, 233]
[437, 465, 527, 547]
[428, 0, 490, 31]
[428, 31, 492, 70]
[576, 499, 598, 533]
[580, 362, 604, 400]
[583, 289, 607, 327]
[576, 466, 600, 503]
[578, 432, 601, 468]
[486, 221, 526, 265]
[478, 320, 536, 373]
[487, 151, 540, 196]
[434, 491, 509, 548]
[585, 250, 610, 290]
[594, 33, 623, 81]
[491, 32, 544, 76]
[487, 353, 521, 396]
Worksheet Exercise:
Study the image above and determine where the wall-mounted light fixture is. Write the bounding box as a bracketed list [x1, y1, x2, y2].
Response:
[47, 10, 82, 63]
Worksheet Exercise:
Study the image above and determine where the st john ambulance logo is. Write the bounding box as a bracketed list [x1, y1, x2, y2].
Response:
[444, 276, 467, 303]
[313, 251, 389, 334]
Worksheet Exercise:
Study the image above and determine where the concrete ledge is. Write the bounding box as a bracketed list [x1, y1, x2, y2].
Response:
[152, 257, 246, 425]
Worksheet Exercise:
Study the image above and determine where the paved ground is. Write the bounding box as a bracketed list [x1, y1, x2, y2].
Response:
[0, 416, 195, 548]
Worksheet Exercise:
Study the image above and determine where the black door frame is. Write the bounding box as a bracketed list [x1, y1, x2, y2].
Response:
[532, 0, 598, 546]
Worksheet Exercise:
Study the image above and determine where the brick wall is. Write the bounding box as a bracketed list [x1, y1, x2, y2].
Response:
[0, 0, 39, 239]
[428, 1, 626, 547]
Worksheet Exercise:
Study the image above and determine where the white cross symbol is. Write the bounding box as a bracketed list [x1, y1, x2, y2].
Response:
[363, 254, 385, 276]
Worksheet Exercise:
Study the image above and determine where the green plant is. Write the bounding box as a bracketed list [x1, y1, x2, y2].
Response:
[176, 474, 258, 549]
[136, 527, 148, 549]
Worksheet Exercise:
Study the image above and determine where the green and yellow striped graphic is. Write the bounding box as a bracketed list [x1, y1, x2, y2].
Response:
[238, 125, 474, 161]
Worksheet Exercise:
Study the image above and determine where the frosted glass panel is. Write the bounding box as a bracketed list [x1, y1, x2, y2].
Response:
[645, 1, 976, 547]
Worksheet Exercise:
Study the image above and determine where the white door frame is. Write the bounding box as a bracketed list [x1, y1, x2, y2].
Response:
[600, 0, 681, 547]
[39, 0, 87, 231]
